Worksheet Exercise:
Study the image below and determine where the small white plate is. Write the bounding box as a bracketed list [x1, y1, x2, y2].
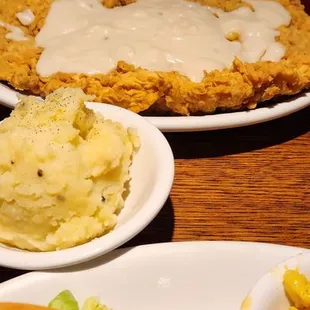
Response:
[0, 101, 175, 270]
[0, 241, 308, 310]
[1, 83, 309, 132]
[248, 251, 310, 310]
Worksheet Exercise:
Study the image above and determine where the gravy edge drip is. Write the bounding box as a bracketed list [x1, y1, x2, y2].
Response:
[0, 21, 28, 41]
[0, 8, 35, 41]
[16, 9, 35, 26]
[35, 0, 291, 82]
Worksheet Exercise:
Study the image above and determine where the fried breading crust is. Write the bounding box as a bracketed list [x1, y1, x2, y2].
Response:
[0, 0, 309, 115]
[102, 0, 137, 8]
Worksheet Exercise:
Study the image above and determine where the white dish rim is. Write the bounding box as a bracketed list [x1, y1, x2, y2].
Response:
[0, 241, 308, 310]
[1, 241, 308, 280]
[245, 249, 310, 310]
[1, 83, 309, 132]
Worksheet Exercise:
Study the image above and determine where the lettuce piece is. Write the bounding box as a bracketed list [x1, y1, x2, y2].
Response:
[48, 290, 79, 310]
[82, 297, 109, 310]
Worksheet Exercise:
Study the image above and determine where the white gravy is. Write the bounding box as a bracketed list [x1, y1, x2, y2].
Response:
[0, 21, 28, 41]
[16, 9, 35, 26]
[35, 0, 291, 81]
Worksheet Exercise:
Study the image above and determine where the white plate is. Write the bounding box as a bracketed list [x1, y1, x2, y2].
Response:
[1, 83, 309, 132]
[249, 251, 310, 310]
[0, 241, 308, 310]
[0, 101, 175, 270]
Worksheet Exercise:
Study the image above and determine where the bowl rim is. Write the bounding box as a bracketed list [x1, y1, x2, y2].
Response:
[243, 250, 310, 310]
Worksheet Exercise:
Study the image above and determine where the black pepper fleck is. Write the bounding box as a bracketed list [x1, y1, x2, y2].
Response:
[57, 195, 65, 201]
[37, 169, 44, 177]
[101, 195, 106, 202]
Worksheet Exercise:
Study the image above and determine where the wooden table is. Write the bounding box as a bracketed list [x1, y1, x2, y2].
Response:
[0, 102, 309, 283]
[0, 0, 310, 284]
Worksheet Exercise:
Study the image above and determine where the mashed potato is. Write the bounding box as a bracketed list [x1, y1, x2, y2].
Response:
[0, 87, 139, 251]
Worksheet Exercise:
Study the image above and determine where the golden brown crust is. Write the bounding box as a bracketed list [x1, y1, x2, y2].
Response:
[0, 0, 309, 115]
[101, 0, 136, 8]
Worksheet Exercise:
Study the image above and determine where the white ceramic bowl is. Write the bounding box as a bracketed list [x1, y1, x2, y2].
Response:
[0, 102, 174, 270]
[244, 251, 310, 310]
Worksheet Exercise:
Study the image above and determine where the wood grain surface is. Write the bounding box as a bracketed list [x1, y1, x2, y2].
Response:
[0, 1, 309, 284]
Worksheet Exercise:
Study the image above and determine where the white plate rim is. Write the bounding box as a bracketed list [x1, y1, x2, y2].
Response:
[0, 241, 308, 282]
[0, 102, 175, 270]
[147, 92, 310, 132]
[1, 83, 309, 132]
[0, 241, 308, 281]
[0, 241, 308, 310]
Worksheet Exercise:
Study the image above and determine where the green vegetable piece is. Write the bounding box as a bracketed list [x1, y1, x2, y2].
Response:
[48, 290, 79, 310]
[82, 297, 108, 310]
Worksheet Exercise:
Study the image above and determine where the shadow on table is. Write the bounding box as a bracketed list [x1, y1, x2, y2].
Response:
[0, 267, 27, 283]
[165, 107, 310, 159]
[0, 104, 12, 119]
[122, 196, 175, 247]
